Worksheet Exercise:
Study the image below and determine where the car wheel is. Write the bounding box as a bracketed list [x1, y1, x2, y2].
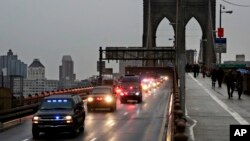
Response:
[32, 128, 40, 139]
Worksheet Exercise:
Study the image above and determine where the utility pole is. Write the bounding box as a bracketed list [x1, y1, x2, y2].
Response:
[218, 4, 233, 64]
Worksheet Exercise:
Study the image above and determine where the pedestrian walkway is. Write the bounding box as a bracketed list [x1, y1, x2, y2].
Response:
[185, 73, 250, 141]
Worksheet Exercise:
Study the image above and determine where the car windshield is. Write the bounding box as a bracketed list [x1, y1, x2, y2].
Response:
[121, 77, 140, 83]
[40, 99, 73, 110]
[92, 88, 111, 94]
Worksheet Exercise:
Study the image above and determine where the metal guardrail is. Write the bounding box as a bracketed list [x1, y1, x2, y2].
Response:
[0, 86, 93, 123]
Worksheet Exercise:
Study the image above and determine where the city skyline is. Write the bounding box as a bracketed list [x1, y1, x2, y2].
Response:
[1, 0, 250, 79]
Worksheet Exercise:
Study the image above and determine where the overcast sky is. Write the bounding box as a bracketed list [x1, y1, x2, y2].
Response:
[0, 0, 250, 80]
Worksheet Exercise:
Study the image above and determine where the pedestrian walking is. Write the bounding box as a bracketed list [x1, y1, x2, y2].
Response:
[224, 70, 235, 99]
[201, 64, 206, 78]
[211, 68, 217, 88]
[236, 71, 243, 99]
[217, 68, 224, 88]
[193, 64, 199, 78]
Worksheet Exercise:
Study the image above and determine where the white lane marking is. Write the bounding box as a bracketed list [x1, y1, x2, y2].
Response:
[157, 92, 170, 141]
[189, 74, 249, 125]
[22, 139, 29, 141]
[90, 138, 97, 141]
[123, 112, 128, 116]
[185, 106, 197, 141]
[106, 120, 115, 126]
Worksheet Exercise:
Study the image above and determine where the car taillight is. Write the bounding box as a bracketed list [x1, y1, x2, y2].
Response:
[115, 88, 121, 94]
[120, 92, 128, 96]
[129, 86, 133, 90]
[96, 97, 103, 101]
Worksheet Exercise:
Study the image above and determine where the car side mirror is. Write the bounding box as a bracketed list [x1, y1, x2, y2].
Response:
[76, 105, 83, 111]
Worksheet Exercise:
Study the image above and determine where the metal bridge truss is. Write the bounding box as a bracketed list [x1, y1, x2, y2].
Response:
[98, 46, 176, 83]
[100, 46, 175, 61]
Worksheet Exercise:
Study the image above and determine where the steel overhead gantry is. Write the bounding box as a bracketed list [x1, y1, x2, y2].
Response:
[98, 46, 176, 84]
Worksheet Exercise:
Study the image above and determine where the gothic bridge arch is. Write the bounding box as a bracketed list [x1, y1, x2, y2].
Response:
[143, 0, 216, 66]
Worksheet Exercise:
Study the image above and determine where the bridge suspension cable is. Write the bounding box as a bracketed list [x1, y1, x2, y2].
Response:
[222, 0, 250, 7]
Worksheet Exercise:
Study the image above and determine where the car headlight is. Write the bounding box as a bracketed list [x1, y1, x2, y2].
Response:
[65, 115, 72, 120]
[33, 116, 39, 121]
[105, 96, 113, 103]
[88, 97, 94, 102]
[142, 85, 148, 90]
[135, 92, 140, 96]
[65, 115, 73, 123]
[33, 116, 40, 124]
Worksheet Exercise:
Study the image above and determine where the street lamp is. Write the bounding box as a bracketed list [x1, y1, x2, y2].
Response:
[218, 4, 233, 64]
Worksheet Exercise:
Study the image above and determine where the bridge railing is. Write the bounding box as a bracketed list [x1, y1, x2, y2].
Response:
[0, 86, 93, 123]
[165, 67, 188, 141]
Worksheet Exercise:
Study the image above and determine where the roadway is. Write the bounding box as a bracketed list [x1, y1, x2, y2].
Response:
[0, 80, 172, 141]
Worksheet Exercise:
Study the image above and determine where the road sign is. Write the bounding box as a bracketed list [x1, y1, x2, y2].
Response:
[215, 38, 227, 53]
[103, 68, 113, 74]
[105, 47, 175, 60]
[97, 61, 105, 72]
[217, 28, 224, 38]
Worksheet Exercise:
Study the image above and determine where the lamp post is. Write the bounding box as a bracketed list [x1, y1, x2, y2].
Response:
[218, 4, 233, 64]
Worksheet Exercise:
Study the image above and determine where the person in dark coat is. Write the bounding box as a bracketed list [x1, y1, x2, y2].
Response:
[193, 64, 199, 78]
[217, 68, 225, 88]
[224, 70, 235, 99]
[210, 68, 217, 88]
[201, 64, 206, 78]
[236, 71, 243, 99]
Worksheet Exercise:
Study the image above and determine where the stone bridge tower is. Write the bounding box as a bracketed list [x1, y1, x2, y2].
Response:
[142, 0, 216, 67]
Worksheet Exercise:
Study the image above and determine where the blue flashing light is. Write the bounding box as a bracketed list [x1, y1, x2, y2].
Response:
[55, 116, 60, 120]
[46, 99, 68, 103]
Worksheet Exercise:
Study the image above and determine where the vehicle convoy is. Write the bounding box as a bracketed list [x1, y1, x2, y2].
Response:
[119, 75, 143, 103]
[87, 86, 117, 112]
[32, 94, 85, 138]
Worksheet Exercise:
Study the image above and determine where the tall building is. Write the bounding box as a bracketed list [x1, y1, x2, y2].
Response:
[186, 49, 197, 65]
[119, 60, 142, 76]
[59, 55, 75, 81]
[59, 55, 76, 88]
[0, 49, 27, 78]
[27, 59, 45, 80]
[23, 59, 58, 95]
[0, 50, 26, 96]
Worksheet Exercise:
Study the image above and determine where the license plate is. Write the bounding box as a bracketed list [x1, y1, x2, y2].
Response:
[127, 100, 137, 102]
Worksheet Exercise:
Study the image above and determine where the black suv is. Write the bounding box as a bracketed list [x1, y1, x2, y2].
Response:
[32, 94, 85, 138]
[119, 75, 143, 103]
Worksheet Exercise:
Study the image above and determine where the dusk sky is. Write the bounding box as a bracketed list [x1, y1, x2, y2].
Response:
[1, 0, 250, 80]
